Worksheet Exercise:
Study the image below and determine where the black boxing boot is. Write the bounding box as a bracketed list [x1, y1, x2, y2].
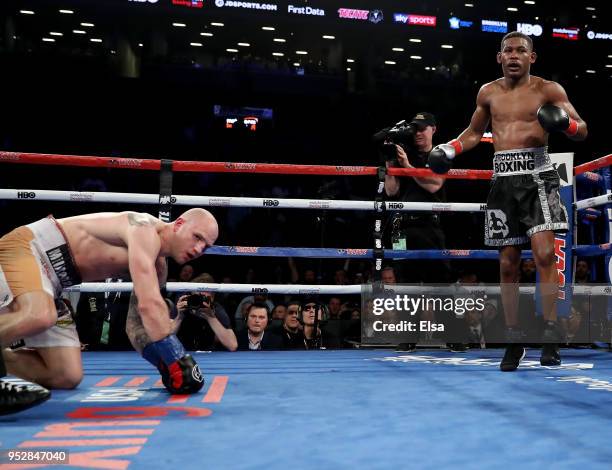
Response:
[500, 327, 525, 372]
[0, 352, 51, 416]
[540, 320, 562, 366]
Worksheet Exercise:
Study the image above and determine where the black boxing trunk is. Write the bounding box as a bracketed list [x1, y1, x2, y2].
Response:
[484, 146, 568, 247]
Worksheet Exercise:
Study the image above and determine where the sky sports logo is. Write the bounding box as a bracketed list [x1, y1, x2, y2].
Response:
[393, 13, 436, 27]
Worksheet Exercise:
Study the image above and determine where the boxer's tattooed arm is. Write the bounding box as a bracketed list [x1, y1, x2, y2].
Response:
[126, 293, 151, 353]
[128, 212, 154, 226]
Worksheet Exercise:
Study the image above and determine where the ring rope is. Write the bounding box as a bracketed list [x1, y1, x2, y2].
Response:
[63, 282, 612, 296]
[3, 150, 611, 178]
[575, 154, 612, 175]
[0, 151, 488, 178]
[205, 247, 537, 259]
[0, 189, 486, 212]
[574, 193, 612, 210]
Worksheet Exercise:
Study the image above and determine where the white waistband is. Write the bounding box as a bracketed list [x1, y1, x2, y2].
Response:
[493, 146, 553, 176]
[26, 217, 81, 291]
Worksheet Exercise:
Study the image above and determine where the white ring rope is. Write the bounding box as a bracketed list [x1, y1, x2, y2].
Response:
[0, 189, 485, 212]
[63, 282, 612, 296]
[575, 193, 612, 210]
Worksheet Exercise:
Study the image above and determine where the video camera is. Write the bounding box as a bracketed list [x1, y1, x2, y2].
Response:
[372, 120, 417, 160]
[186, 293, 213, 313]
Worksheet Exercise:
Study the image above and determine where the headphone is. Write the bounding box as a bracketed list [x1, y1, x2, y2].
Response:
[297, 299, 329, 324]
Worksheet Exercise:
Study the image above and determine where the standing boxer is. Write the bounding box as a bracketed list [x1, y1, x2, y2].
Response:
[428, 31, 587, 371]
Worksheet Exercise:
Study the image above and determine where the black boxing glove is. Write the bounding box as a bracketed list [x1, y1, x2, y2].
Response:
[537, 104, 578, 136]
[142, 335, 204, 394]
[158, 354, 205, 395]
[427, 140, 463, 174]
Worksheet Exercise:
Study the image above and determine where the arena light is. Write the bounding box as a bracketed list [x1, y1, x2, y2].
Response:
[80, 22, 95, 27]
[190, 42, 203, 47]
[138, 43, 143, 47]
[409, 38, 422, 43]
[322, 35, 335, 40]
[410, 55, 422, 59]
[425, 66, 431, 70]
[585, 6, 596, 11]
[585, 69, 596, 73]
[19, 10, 35, 15]
[293, 62, 300, 66]
[606, 64, 612, 68]
[49, 32, 63, 36]
[384, 60, 396, 65]
[59, 9, 74, 14]
[464, 3, 473, 7]
[272, 52, 284, 56]
[346, 58, 355, 63]
[262, 26, 275, 31]
[211, 22, 224, 27]
[73, 30, 86, 34]
[524, 0, 535, 4]
[172, 22, 186, 27]
[90, 38, 102, 43]
[392, 47, 405, 52]
[238, 42, 250, 47]
[273, 38, 286, 42]
[507, 7, 518, 12]
[201, 32, 213, 37]
[441, 44, 453, 48]
[296, 50, 308, 55]
[226, 48, 238, 52]
[42, 37, 55, 42]
[346, 67, 351, 71]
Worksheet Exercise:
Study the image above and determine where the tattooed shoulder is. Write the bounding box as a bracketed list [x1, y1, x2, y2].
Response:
[128, 212, 154, 227]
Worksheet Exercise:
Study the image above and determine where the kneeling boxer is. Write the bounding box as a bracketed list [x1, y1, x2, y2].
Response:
[0, 209, 217, 407]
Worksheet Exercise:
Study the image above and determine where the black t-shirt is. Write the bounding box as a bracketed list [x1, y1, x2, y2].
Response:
[177, 302, 232, 351]
[395, 150, 446, 204]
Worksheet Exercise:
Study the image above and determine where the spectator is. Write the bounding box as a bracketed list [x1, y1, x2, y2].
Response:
[327, 297, 342, 320]
[381, 266, 397, 284]
[575, 259, 591, 283]
[234, 293, 275, 322]
[300, 298, 340, 349]
[271, 304, 287, 321]
[276, 301, 305, 349]
[237, 303, 283, 350]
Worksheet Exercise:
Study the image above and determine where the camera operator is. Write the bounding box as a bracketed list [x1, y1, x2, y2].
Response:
[383, 112, 451, 284]
[382, 113, 468, 352]
[176, 274, 238, 352]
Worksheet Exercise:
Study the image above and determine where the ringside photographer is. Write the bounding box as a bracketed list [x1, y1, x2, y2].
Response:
[176, 273, 238, 352]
